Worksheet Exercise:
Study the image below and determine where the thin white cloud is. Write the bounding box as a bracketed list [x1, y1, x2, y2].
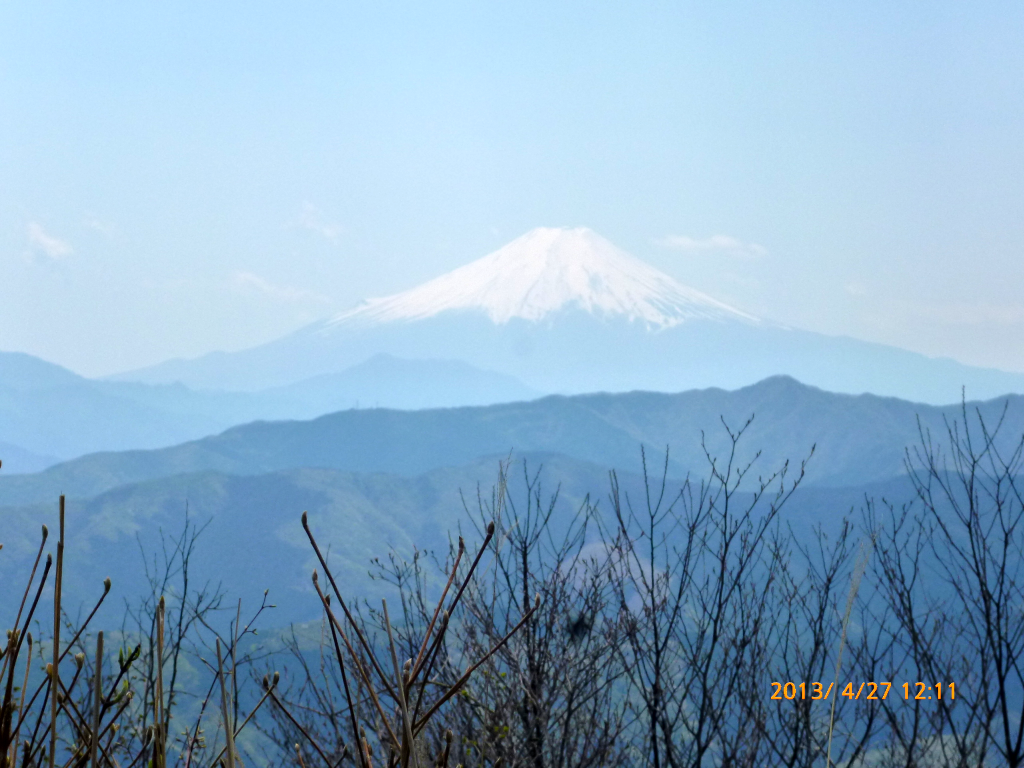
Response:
[293, 202, 342, 241]
[84, 218, 117, 237]
[845, 281, 867, 297]
[231, 271, 330, 304]
[656, 234, 767, 259]
[26, 222, 73, 260]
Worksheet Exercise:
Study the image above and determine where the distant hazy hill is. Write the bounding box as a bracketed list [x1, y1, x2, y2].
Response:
[4, 375, 1022, 509]
[0, 351, 535, 464]
[113, 227, 1024, 404]
[260, 354, 537, 413]
[0, 451, 907, 628]
[0, 441, 61, 474]
[0, 453, 625, 625]
[0, 351, 254, 461]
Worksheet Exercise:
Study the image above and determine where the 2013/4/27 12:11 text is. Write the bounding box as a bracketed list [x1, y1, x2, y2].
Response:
[770, 682, 957, 701]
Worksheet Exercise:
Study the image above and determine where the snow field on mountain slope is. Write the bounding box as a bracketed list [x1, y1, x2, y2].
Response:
[328, 227, 757, 328]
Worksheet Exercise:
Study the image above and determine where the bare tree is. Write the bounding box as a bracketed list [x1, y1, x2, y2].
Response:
[866, 396, 1024, 767]
[757, 517, 887, 768]
[601, 418, 812, 768]
[441, 459, 630, 768]
[121, 510, 226, 762]
[1, 496, 273, 768]
[263, 459, 628, 768]
[261, 504, 540, 768]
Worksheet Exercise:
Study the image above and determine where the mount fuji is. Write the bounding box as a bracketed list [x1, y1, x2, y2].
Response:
[327, 226, 756, 328]
[116, 227, 1024, 404]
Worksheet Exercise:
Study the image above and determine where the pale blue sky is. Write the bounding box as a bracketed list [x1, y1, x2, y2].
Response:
[2, 2, 1023, 377]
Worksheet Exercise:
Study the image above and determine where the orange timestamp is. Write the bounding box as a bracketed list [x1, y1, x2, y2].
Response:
[770, 682, 957, 702]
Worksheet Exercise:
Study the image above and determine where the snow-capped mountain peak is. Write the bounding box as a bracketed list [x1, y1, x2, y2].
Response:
[327, 227, 756, 328]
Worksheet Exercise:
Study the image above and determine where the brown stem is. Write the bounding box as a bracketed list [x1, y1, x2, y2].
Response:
[266, 689, 336, 768]
[216, 640, 236, 768]
[407, 541, 463, 683]
[89, 633, 102, 768]
[413, 595, 539, 734]
[18, 577, 110, 728]
[302, 516, 399, 702]
[1, 528, 47, 683]
[319, 599, 365, 768]
[411, 612, 448, 723]
[382, 601, 416, 768]
[54, 683, 116, 768]
[210, 680, 276, 767]
[311, 578, 400, 750]
[410, 523, 495, 687]
[49, 496, 65, 768]
[11, 633, 33, 768]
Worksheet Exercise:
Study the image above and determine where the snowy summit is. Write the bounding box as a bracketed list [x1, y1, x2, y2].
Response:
[328, 227, 756, 328]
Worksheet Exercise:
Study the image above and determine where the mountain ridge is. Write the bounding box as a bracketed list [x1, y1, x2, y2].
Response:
[5, 375, 1024, 508]
[0, 350, 537, 463]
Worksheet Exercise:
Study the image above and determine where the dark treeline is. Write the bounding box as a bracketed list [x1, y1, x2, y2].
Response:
[3, 401, 1024, 768]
